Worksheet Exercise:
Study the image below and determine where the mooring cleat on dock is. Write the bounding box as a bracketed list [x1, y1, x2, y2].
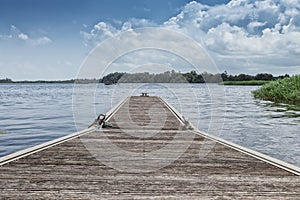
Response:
[140, 92, 149, 97]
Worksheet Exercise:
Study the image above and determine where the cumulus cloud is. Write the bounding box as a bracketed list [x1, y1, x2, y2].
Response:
[81, 0, 300, 75]
[162, 0, 300, 74]
[18, 33, 29, 40]
[81, 18, 156, 46]
[80, 21, 118, 46]
[0, 25, 52, 46]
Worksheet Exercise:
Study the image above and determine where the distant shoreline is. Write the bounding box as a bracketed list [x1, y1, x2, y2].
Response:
[1, 71, 291, 85]
[0, 79, 99, 84]
[221, 80, 270, 86]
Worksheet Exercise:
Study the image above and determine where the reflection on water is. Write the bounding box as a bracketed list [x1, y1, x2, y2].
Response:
[0, 84, 299, 167]
[257, 101, 300, 119]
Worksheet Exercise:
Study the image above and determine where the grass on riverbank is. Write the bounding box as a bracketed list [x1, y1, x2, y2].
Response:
[253, 75, 300, 105]
[221, 80, 270, 86]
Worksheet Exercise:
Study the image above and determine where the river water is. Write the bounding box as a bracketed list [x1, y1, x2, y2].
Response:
[0, 83, 299, 167]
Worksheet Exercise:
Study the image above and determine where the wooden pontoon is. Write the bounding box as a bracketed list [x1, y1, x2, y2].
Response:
[0, 96, 299, 199]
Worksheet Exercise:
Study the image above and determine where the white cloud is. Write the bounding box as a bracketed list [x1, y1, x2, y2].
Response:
[81, 0, 300, 75]
[29, 36, 52, 46]
[121, 22, 132, 32]
[127, 18, 156, 27]
[77, 28, 218, 79]
[80, 21, 118, 46]
[0, 25, 52, 46]
[81, 18, 156, 47]
[162, 0, 300, 74]
[0, 34, 12, 40]
[18, 33, 29, 40]
[10, 25, 17, 32]
[247, 21, 267, 33]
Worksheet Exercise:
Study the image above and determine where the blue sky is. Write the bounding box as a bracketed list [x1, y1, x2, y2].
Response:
[0, 0, 299, 80]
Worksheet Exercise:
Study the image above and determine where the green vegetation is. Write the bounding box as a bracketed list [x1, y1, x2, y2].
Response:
[1, 71, 290, 84]
[99, 71, 289, 84]
[0, 78, 13, 83]
[253, 75, 300, 105]
[111, 71, 187, 83]
[101, 72, 126, 85]
[222, 80, 270, 86]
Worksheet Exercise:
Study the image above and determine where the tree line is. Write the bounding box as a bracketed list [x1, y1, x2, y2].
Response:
[1, 71, 290, 84]
[99, 71, 290, 84]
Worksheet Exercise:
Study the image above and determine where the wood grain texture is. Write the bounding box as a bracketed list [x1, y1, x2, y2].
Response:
[0, 96, 299, 199]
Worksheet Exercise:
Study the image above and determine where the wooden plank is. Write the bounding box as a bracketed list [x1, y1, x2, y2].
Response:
[0, 96, 299, 199]
[0, 128, 95, 166]
[192, 129, 300, 176]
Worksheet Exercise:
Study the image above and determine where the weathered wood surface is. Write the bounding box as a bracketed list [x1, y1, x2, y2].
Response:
[0, 96, 299, 199]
